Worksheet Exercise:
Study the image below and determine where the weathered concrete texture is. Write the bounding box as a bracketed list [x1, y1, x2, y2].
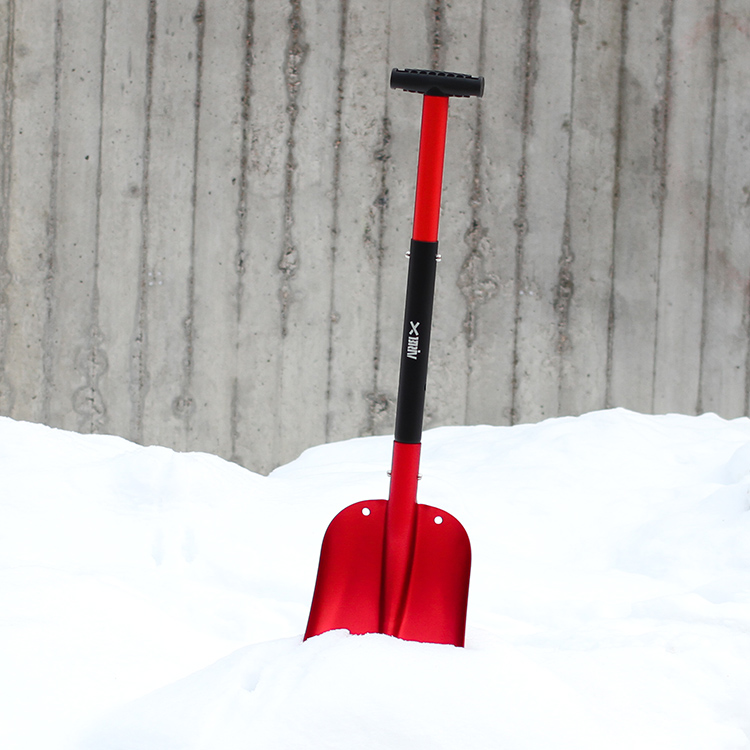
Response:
[463, 0, 521, 427]
[653, 0, 718, 414]
[513, 0, 574, 424]
[0, 0, 14, 415]
[1, 0, 749, 473]
[700, 1, 750, 416]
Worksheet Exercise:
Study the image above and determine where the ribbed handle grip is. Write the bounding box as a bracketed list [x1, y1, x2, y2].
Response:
[390, 68, 484, 98]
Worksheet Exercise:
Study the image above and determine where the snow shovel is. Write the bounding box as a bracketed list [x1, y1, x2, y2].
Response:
[305, 68, 484, 647]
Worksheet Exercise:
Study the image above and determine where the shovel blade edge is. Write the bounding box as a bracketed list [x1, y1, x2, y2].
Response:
[304, 500, 471, 647]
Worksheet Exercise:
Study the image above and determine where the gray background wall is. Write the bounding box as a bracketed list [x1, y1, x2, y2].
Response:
[1, 0, 749, 473]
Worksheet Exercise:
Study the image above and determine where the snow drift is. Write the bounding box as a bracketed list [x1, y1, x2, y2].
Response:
[2, 409, 750, 749]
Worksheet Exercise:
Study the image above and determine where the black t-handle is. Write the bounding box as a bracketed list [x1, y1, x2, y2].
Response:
[390, 68, 484, 98]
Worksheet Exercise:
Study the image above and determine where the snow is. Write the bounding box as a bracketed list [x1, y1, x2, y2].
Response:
[2, 408, 750, 749]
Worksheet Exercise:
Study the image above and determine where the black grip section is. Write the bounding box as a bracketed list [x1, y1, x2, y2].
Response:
[390, 68, 484, 98]
[394, 240, 440, 444]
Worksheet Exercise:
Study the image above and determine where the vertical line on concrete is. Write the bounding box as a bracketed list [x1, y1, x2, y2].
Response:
[650, 0, 674, 412]
[230, 378, 241, 463]
[458, 0, 498, 360]
[131, 0, 156, 443]
[510, 0, 539, 425]
[75, 0, 109, 434]
[174, 0, 205, 438]
[745, 58, 750, 420]
[278, 0, 307, 338]
[0, 0, 16, 413]
[365, 112, 392, 435]
[324, 0, 347, 442]
[696, 0, 721, 414]
[230, 0, 255, 464]
[554, 0, 580, 396]
[606, 0, 630, 409]
[42, 0, 64, 423]
[428, 0, 444, 70]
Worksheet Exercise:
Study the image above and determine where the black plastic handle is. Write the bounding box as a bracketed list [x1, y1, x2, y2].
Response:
[394, 240, 439, 444]
[390, 68, 484, 98]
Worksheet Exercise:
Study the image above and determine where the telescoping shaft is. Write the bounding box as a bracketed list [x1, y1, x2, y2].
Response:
[381, 67, 483, 641]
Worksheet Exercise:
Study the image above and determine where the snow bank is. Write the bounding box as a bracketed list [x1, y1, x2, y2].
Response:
[2, 409, 750, 749]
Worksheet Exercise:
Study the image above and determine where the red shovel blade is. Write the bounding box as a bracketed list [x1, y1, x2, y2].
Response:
[304, 500, 471, 646]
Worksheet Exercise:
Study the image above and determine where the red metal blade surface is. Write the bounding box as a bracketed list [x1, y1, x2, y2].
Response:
[305, 500, 386, 639]
[304, 500, 471, 646]
[396, 503, 471, 646]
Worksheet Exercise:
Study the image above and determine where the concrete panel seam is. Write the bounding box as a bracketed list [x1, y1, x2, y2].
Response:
[428, 0, 445, 71]
[365, 113, 393, 437]
[696, 0, 722, 414]
[230, 0, 255, 465]
[278, 0, 308, 338]
[74, 0, 109, 435]
[605, 0, 631, 409]
[324, 0, 347, 443]
[458, 0, 499, 351]
[130, 0, 157, 444]
[650, 0, 675, 412]
[171, 0, 206, 431]
[554, 0, 580, 368]
[0, 0, 16, 413]
[42, 0, 65, 424]
[510, 0, 540, 425]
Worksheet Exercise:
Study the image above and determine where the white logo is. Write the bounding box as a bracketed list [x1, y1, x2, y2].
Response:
[406, 321, 421, 360]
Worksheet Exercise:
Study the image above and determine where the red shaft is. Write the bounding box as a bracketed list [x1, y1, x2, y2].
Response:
[383, 96, 449, 636]
[382, 441, 421, 635]
[412, 96, 449, 243]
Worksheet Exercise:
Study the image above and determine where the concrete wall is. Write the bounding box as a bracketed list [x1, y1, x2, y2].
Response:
[1, 0, 749, 473]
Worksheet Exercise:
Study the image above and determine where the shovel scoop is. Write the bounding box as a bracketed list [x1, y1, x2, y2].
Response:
[304, 69, 484, 647]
